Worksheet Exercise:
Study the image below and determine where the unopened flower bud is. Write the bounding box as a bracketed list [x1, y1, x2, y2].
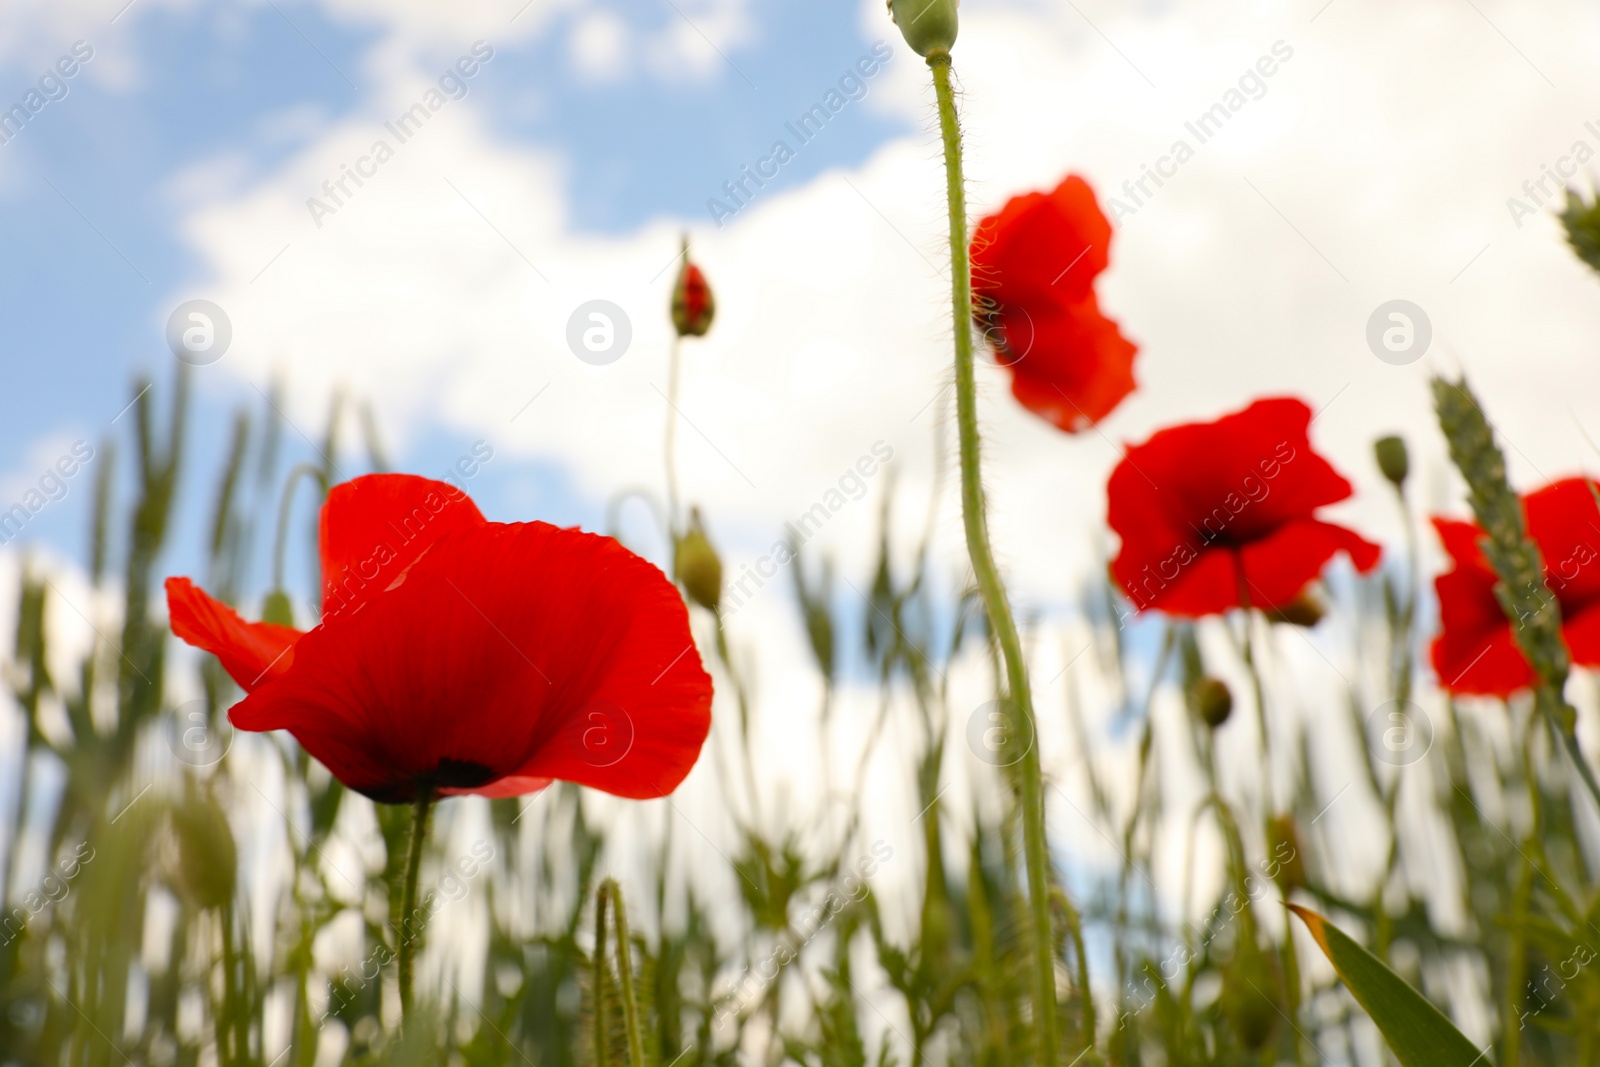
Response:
[674, 508, 723, 613]
[1221, 945, 1282, 1052]
[262, 589, 295, 627]
[169, 786, 237, 911]
[1264, 587, 1326, 628]
[1374, 435, 1409, 489]
[888, 0, 958, 59]
[1267, 814, 1306, 891]
[671, 238, 716, 338]
[1561, 186, 1600, 279]
[1194, 676, 1233, 728]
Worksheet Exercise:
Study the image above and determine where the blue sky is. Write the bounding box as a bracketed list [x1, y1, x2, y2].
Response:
[0, 0, 909, 583]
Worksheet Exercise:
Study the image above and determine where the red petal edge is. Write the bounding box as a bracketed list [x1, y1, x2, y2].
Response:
[165, 576, 302, 691]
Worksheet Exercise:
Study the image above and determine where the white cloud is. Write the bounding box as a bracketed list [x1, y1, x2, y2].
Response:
[638, 0, 757, 82]
[299, 0, 756, 86]
[570, 10, 630, 83]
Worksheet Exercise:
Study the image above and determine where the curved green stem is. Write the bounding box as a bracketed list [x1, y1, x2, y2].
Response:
[1550, 715, 1600, 815]
[929, 52, 1058, 1065]
[397, 787, 434, 1020]
[272, 462, 326, 592]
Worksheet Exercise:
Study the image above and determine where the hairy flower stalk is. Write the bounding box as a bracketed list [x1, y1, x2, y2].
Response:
[929, 52, 1060, 1064]
[594, 883, 610, 1067]
[602, 880, 647, 1067]
[665, 333, 683, 534]
[592, 881, 646, 1067]
[1431, 376, 1600, 810]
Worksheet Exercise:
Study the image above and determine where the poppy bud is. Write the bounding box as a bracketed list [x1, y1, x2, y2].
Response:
[888, 0, 959, 58]
[1267, 814, 1306, 891]
[1221, 945, 1282, 1052]
[1374, 435, 1409, 489]
[169, 786, 237, 911]
[1193, 676, 1232, 729]
[262, 589, 295, 628]
[1560, 186, 1600, 279]
[671, 238, 715, 338]
[674, 508, 723, 613]
[1264, 587, 1326, 627]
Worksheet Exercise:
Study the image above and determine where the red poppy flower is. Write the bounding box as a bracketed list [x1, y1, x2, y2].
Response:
[166, 474, 713, 803]
[1107, 397, 1381, 617]
[970, 174, 1138, 432]
[1431, 477, 1600, 696]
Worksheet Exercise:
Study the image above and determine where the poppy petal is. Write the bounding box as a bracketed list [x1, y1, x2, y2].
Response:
[1125, 399, 1355, 540]
[1116, 544, 1241, 618]
[1006, 296, 1138, 432]
[1238, 518, 1381, 609]
[1431, 517, 1487, 568]
[232, 521, 712, 803]
[165, 576, 302, 691]
[1560, 601, 1600, 671]
[1429, 621, 1530, 696]
[1525, 478, 1600, 607]
[1108, 397, 1377, 617]
[319, 473, 487, 624]
[972, 174, 1111, 306]
[445, 775, 553, 800]
[1430, 535, 1531, 695]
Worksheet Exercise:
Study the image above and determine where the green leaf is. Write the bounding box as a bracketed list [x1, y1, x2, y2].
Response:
[1288, 905, 1489, 1067]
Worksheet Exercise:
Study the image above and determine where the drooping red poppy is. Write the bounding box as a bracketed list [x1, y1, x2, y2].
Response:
[970, 174, 1138, 432]
[1431, 477, 1600, 696]
[166, 474, 713, 803]
[1107, 397, 1381, 617]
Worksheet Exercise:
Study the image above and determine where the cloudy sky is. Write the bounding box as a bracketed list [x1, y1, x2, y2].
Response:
[5, 0, 1600, 595]
[5, 0, 1600, 824]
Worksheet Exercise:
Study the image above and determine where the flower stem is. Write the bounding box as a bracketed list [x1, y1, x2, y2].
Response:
[603, 879, 648, 1067]
[665, 334, 683, 537]
[271, 462, 326, 590]
[594, 885, 610, 1067]
[929, 52, 1059, 1065]
[397, 786, 434, 1021]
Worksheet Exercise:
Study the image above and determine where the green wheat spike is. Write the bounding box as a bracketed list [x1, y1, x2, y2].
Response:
[1432, 375, 1600, 814]
[1431, 377, 1570, 708]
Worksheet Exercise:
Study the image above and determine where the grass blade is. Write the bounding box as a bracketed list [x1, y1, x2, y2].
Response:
[1288, 904, 1489, 1067]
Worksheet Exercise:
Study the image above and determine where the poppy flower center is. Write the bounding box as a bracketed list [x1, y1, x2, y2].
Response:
[425, 758, 497, 790]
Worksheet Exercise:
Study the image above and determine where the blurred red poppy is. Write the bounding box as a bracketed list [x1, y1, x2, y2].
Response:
[1107, 397, 1380, 617]
[970, 174, 1138, 432]
[166, 474, 712, 802]
[1432, 477, 1600, 696]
